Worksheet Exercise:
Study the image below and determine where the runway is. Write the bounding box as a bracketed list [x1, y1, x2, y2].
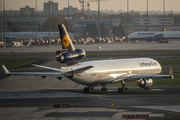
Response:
[1, 86, 180, 119]
[1, 68, 180, 120]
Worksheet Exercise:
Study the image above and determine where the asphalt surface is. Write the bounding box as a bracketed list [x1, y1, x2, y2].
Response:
[0, 41, 180, 120]
[1, 41, 180, 53]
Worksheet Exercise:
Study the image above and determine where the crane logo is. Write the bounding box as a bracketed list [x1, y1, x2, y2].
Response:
[62, 34, 70, 49]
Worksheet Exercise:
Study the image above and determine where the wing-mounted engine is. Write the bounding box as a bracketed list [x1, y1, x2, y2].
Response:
[56, 48, 86, 65]
[137, 78, 153, 89]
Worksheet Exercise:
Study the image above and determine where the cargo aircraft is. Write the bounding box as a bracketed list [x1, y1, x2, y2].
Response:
[2, 24, 174, 93]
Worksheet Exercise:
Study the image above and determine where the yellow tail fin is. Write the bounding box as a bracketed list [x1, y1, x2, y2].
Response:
[58, 24, 75, 52]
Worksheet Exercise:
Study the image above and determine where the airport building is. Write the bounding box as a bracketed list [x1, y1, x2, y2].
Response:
[44, 1, 58, 16]
[129, 15, 175, 31]
[20, 6, 35, 16]
[59, 6, 81, 15]
[131, 15, 173, 26]
[70, 17, 121, 37]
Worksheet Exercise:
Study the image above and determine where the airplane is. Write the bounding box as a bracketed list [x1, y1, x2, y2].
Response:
[7, 21, 73, 40]
[0, 32, 43, 42]
[0, 22, 43, 42]
[128, 31, 180, 42]
[2, 24, 174, 93]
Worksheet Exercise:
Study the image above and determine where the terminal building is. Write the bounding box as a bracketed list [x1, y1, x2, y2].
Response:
[70, 17, 121, 37]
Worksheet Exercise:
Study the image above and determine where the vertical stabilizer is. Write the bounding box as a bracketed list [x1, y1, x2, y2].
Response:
[58, 24, 75, 52]
[7, 21, 18, 32]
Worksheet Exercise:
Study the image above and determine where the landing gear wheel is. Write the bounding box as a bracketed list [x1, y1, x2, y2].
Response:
[84, 87, 94, 93]
[88, 87, 92, 93]
[91, 87, 94, 93]
[84, 87, 88, 93]
[118, 88, 128, 93]
[118, 88, 121, 93]
[125, 88, 128, 93]
[101, 87, 108, 93]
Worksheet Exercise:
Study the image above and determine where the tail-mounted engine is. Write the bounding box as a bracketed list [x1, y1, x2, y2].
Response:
[137, 78, 153, 89]
[56, 48, 86, 65]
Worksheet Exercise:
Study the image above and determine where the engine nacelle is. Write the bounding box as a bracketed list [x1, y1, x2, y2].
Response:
[137, 78, 153, 89]
[56, 48, 86, 64]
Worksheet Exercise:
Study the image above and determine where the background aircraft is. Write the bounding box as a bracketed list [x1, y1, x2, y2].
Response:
[0, 22, 43, 42]
[2, 24, 173, 94]
[6, 21, 73, 40]
[128, 31, 180, 41]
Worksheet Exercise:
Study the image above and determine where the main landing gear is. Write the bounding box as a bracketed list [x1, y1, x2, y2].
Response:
[101, 84, 108, 93]
[101, 87, 108, 93]
[118, 80, 128, 93]
[84, 80, 129, 94]
[84, 86, 94, 93]
[84, 85, 108, 93]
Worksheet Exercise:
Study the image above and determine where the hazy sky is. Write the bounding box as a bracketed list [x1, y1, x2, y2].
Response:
[2, 0, 180, 12]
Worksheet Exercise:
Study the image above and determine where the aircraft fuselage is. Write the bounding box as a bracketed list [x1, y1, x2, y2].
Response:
[63, 58, 162, 86]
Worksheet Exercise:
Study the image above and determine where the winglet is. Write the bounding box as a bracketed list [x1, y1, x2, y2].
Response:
[169, 67, 174, 79]
[2, 65, 10, 74]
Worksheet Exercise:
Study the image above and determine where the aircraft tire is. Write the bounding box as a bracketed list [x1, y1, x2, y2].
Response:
[122, 88, 126, 93]
[88, 87, 92, 93]
[101, 87, 108, 93]
[118, 88, 122, 93]
[91, 87, 94, 93]
[125, 88, 128, 93]
[84, 87, 88, 93]
[118, 88, 128, 93]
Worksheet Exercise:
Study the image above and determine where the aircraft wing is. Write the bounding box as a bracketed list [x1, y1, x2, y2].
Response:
[2, 65, 64, 78]
[111, 67, 173, 83]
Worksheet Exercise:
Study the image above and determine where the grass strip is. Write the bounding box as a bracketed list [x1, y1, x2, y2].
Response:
[0, 50, 180, 56]
[0, 58, 38, 69]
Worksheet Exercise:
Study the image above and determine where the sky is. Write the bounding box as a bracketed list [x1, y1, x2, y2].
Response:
[1, 0, 180, 12]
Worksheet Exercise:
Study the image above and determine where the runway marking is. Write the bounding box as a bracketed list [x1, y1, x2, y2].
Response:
[17, 77, 50, 90]
[98, 96, 165, 105]
[150, 89, 164, 91]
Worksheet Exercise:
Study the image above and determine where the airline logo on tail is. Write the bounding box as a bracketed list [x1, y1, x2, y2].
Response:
[62, 34, 70, 49]
[58, 24, 75, 51]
